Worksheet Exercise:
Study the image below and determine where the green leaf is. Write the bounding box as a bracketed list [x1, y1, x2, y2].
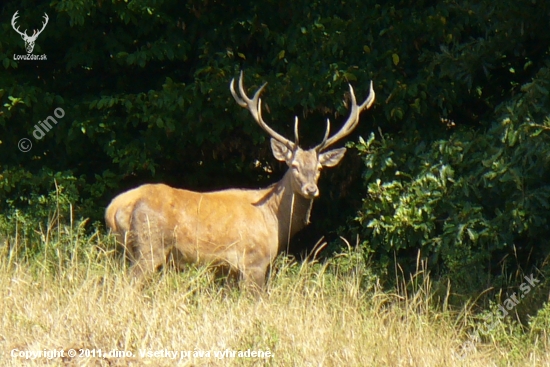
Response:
[343, 72, 357, 81]
[127, 54, 136, 65]
[392, 53, 400, 66]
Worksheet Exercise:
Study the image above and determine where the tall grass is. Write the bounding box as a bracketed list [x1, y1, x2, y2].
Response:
[0, 213, 548, 366]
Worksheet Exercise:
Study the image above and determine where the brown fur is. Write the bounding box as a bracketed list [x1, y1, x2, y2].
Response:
[105, 164, 316, 288]
[105, 73, 375, 290]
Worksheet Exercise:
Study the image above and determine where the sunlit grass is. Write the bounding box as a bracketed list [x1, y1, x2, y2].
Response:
[0, 219, 548, 366]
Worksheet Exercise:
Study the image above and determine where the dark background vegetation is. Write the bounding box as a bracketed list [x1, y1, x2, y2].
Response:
[1, 0, 549, 297]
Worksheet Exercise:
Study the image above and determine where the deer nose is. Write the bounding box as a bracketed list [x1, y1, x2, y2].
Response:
[303, 184, 319, 198]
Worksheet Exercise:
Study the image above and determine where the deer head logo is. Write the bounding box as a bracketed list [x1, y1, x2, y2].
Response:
[11, 11, 49, 54]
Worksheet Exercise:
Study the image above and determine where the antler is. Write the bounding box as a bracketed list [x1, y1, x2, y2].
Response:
[315, 81, 375, 152]
[11, 11, 48, 40]
[34, 13, 49, 38]
[11, 11, 27, 38]
[230, 71, 297, 150]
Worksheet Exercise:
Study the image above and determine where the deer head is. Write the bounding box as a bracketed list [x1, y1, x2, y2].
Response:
[11, 11, 49, 54]
[230, 71, 375, 199]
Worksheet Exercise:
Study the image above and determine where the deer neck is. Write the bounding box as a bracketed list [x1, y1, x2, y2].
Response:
[264, 170, 314, 250]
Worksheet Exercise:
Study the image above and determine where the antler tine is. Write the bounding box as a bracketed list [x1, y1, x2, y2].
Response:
[38, 13, 49, 34]
[230, 71, 256, 107]
[11, 11, 27, 37]
[315, 118, 331, 152]
[359, 80, 375, 110]
[315, 81, 375, 151]
[294, 116, 300, 146]
[230, 71, 294, 149]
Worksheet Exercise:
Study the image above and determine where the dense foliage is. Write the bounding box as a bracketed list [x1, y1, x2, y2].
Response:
[351, 66, 550, 290]
[1, 0, 549, 293]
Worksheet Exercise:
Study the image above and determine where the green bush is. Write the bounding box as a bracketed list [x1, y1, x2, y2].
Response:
[350, 67, 550, 293]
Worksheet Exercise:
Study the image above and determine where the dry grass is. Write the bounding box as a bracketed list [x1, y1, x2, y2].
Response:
[0, 229, 548, 366]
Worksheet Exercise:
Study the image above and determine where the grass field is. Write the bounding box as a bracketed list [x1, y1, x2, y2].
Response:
[0, 219, 549, 366]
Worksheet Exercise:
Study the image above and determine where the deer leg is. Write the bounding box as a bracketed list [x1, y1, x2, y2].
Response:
[241, 265, 268, 293]
[129, 211, 169, 279]
[130, 242, 167, 279]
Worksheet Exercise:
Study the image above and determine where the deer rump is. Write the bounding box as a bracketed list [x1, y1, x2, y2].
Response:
[106, 183, 281, 286]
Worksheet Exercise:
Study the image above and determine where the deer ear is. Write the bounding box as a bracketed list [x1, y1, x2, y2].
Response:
[319, 147, 346, 167]
[270, 138, 293, 162]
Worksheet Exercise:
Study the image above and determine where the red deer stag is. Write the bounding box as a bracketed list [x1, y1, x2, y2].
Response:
[105, 71, 375, 289]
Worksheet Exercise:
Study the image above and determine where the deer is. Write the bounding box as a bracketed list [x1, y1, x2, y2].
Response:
[11, 11, 49, 54]
[105, 71, 375, 290]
